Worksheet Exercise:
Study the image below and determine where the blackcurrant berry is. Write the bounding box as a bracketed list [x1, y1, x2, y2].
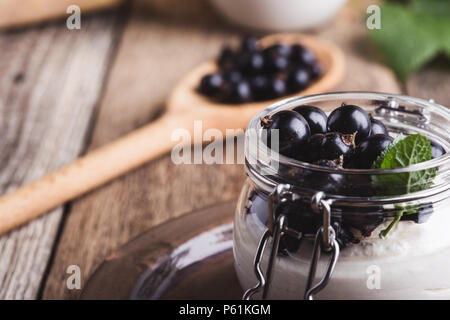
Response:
[308, 63, 322, 80]
[314, 158, 344, 169]
[333, 221, 360, 248]
[241, 36, 259, 52]
[265, 55, 289, 73]
[217, 47, 235, 70]
[263, 44, 292, 58]
[370, 118, 388, 136]
[276, 199, 319, 253]
[222, 70, 242, 83]
[246, 52, 265, 74]
[287, 68, 310, 92]
[346, 134, 393, 169]
[226, 80, 251, 103]
[431, 141, 446, 159]
[268, 76, 288, 98]
[342, 207, 385, 238]
[293, 105, 327, 134]
[301, 165, 346, 195]
[321, 132, 355, 161]
[261, 110, 310, 158]
[290, 44, 317, 66]
[401, 203, 433, 224]
[199, 73, 223, 96]
[307, 133, 326, 162]
[250, 75, 270, 101]
[327, 104, 372, 144]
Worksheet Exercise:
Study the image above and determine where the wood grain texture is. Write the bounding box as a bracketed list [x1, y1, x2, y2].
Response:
[0, 0, 122, 29]
[43, 4, 402, 299]
[0, 11, 121, 299]
[0, 31, 345, 236]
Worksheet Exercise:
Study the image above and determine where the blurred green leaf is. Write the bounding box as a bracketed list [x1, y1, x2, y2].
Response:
[369, 2, 450, 80]
[411, 0, 450, 17]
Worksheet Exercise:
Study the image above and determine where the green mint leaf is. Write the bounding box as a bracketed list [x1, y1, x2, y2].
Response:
[372, 134, 436, 195]
[372, 134, 405, 169]
[371, 134, 436, 237]
[369, 3, 450, 80]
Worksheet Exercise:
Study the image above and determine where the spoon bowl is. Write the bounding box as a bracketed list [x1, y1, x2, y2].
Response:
[168, 33, 345, 121]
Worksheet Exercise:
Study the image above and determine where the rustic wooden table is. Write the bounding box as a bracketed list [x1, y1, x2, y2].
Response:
[0, 1, 448, 299]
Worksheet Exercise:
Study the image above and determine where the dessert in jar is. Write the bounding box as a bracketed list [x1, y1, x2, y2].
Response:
[233, 92, 450, 300]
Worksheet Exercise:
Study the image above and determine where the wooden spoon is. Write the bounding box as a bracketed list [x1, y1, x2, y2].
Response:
[0, 33, 344, 234]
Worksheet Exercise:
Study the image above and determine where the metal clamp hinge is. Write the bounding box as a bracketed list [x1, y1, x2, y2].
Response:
[243, 187, 340, 300]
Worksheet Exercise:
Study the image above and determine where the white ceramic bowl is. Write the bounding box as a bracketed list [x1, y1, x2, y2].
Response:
[209, 0, 347, 32]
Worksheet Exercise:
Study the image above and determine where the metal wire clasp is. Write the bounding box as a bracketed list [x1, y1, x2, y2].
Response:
[243, 184, 294, 300]
[242, 188, 340, 301]
[266, 184, 296, 235]
[304, 192, 340, 300]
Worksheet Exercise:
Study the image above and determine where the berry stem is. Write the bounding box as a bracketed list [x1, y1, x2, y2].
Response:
[260, 115, 273, 128]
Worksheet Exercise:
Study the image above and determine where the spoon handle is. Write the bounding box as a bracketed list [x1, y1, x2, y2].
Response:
[0, 113, 188, 234]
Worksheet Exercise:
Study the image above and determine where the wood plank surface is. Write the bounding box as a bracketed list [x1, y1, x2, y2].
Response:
[0, 11, 122, 299]
[0, 0, 121, 29]
[42, 3, 402, 299]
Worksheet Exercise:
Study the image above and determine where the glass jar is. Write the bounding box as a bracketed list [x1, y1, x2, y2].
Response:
[233, 92, 450, 300]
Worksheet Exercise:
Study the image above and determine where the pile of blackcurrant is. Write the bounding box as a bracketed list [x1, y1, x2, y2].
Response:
[261, 103, 401, 169]
[255, 104, 448, 250]
[198, 36, 322, 103]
